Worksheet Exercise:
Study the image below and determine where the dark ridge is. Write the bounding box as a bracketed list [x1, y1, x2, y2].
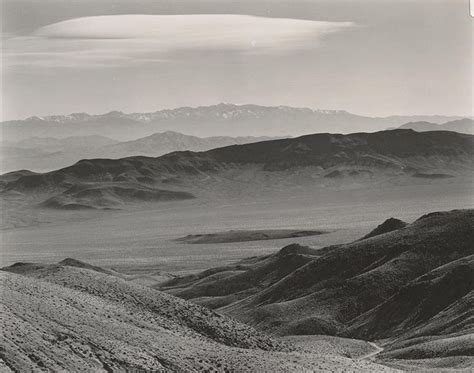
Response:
[39, 183, 195, 210]
[205, 129, 473, 171]
[361, 217, 407, 240]
[416, 209, 465, 222]
[176, 230, 328, 244]
[345, 256, 474, 341]
[2, 262, 51, 274]
[3, 129, 473, 193]
[5, 262, 35, 268]
[0, 169, 37, 178]
[58, 258, 116, 276]
[276, 244, 320, 257]
[3, 259, 115, 276]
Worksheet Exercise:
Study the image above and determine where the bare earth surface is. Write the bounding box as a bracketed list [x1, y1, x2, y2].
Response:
[1, 176, 472, 276]
[0, 263, 397, 372]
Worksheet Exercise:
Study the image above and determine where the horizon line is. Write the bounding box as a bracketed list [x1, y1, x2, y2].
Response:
[2, 102, 473, 122]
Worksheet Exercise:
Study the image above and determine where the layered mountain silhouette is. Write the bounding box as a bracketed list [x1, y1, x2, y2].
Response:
[396, 118, 473, 134]
[0, 131, 278, 173]
[10, 135, 119, 151]
[2, 103, 466, 141]
[161, 209, 474, 369]
[1, 129, 472, 209]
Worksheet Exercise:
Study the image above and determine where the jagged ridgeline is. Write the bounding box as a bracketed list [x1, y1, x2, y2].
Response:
[3, 104, 471, 141]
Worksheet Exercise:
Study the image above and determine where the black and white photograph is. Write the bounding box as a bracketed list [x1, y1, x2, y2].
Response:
[1, 0, 473, 371]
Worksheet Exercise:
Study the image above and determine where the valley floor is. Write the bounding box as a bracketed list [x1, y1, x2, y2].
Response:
[1, 176, 472, 276]
[1, 176, 472, 371]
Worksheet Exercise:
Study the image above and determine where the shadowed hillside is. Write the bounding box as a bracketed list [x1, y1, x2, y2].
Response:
[40, 182, 195, 210]
[161, 209, 474, 368]
[360, 217, 407, 240]
[1, 129, 473, 210]
[346, 255, 473, 341]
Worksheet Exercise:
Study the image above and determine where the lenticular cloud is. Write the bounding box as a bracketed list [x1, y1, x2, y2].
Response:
[34, 14, 353, 50]
[6, 14, 354, 68]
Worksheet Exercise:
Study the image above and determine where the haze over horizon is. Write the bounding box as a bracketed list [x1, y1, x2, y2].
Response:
[3, 103, 473, 123]
[2, 0, 472, 123]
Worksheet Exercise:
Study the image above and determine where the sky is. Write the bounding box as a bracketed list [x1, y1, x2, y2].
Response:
[1, 0, 473, 120]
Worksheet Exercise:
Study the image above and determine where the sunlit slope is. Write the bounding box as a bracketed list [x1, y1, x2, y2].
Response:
[1, 261, 396, 371]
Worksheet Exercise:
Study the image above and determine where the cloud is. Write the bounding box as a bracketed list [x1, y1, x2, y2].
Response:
[4, 14, 354, 69]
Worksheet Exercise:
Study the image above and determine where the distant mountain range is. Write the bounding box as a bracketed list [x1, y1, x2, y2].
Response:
[2, 103, 469, 141]
[394, 118, 473, 134]
[10, 135, 119, 152]
[0, 131, 279, 173]
[106, 131, 280, 158]
[2, 129, 472, 210]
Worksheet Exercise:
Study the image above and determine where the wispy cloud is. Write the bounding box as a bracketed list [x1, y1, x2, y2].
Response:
[4, 14, 354, 69]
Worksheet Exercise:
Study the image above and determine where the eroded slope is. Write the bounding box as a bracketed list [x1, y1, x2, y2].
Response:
[162, 209, 474, 369]
[0, 262, 395, 372]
